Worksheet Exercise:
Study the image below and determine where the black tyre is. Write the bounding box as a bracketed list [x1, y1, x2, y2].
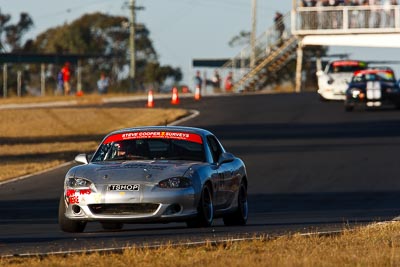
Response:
[223, 181, 248, 226]
[186, 184, 214, 228]
[101, 222, 124, 231]
[58, 195, 86, 233]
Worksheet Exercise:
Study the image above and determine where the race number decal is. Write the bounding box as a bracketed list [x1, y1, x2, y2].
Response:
[366, 81, 381, 100]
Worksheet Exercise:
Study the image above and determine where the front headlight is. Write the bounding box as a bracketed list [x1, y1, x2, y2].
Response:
[350, 88, 360, 97]
[158, 177, 192, 188]
[66, 177, 92, 188]
[350, 88, 364, 99]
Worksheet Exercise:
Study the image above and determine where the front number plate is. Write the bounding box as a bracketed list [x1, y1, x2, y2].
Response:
[107, 184, 140, 191]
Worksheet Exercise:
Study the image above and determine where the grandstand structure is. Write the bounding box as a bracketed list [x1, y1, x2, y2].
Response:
[219, 3, 400, 93]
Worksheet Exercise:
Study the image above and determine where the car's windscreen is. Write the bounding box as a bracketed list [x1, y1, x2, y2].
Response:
[328, 61, 367, 74]
[92, 131, 205, 162]
[352, 72, 396, 83]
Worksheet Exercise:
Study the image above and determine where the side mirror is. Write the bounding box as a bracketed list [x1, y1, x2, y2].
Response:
[75, 153, 89, 164]
[218, 152, 235, 165]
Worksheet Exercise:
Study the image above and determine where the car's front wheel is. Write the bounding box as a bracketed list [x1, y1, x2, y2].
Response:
[58, 195, 86, 233]
[186, 184, 213, 228]
[223, 181, 248, 226]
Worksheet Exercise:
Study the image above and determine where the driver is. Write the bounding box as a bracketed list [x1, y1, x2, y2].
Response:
[114, 142, 126, 157]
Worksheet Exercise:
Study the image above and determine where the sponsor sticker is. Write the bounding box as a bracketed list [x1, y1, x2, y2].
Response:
[107, 184, 140, 191]
[103, 131, 203, 144]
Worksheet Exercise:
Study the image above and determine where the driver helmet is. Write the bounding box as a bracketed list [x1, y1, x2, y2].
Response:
[114, 141, 127, 155]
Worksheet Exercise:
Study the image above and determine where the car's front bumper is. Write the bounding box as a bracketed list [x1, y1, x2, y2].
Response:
[345, 92, 400, 109]
[63, 185, 197, 222]
[318, 88, 346, 101]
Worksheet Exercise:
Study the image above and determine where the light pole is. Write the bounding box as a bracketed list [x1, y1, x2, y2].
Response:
[250, 0, 257, 68]
[129, 0, 136, 92]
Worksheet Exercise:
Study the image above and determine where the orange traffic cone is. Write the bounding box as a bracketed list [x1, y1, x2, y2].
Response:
[171, 87, 180, 105]
[194, 86, 201, 101]
[146, 90, 154, 108]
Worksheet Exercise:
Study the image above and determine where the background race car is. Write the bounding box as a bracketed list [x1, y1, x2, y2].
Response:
[344, 67, 400, 111]
[317, 60, 367, 101]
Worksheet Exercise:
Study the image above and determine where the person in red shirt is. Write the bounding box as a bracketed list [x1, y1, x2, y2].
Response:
[61, 62, 71, 95]
[224, 71, 233, 92]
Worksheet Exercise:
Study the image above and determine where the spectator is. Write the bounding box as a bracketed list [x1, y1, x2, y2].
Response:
[224, 71, 234, 92]
[274, 12, 285, 45]
[309, 0, 318, 29]
[300, 0, 308, 30]
[55, 70, 63, 95]
[328, 0, 341, 28]
[194, 70, 203, 92]
[211, 70, 221, 91]
[97, 72, 110, 94]
[369, 0, 381, 28]
[383, 0, 397, 27]
[361, 0, 370, 28]
[317, 0, 330, 29]
[348, 0, 360, 28]
[61, 62, 71, 96]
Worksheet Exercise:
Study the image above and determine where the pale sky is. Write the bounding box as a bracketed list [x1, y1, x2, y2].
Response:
[0, 0, 399, 84]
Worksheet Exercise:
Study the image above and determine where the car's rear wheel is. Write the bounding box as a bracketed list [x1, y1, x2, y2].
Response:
[101, 222, 124, 231]
[223, 181, 248, 226]
[58, 195, 87, 233]
[186, 184, 213, 228]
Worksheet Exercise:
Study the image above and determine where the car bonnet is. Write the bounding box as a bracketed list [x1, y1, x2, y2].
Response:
[72, 161, 200, 184]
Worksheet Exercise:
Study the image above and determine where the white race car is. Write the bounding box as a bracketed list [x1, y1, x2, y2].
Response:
[317, 60, 367, 101]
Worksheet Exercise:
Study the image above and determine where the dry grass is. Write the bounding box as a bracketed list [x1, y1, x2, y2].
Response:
[2, 222, 400, 266]
[0, 107, 187, 181]
[0, 93, 147, 105]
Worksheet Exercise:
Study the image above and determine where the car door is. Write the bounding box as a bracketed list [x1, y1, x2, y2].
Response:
[207, 135, 233, 209]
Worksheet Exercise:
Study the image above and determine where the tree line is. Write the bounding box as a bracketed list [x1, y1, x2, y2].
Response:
[0, 10, 182, 95]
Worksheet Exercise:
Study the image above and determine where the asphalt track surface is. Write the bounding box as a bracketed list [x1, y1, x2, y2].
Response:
[1, 92, 400, 256]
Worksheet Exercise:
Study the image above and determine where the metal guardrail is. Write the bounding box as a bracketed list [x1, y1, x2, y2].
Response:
[293, 5, 400, 35]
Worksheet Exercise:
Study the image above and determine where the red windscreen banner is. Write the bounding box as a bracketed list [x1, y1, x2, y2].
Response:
[103, 131, 203, 144]
[332, 61, 367, 67]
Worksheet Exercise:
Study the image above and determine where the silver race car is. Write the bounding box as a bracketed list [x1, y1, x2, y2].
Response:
[59, 126, 248, 232]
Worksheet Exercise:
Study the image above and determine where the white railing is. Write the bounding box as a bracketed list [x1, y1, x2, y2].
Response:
[293, 5, 400, 35]
[216, 12, 293, 91]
